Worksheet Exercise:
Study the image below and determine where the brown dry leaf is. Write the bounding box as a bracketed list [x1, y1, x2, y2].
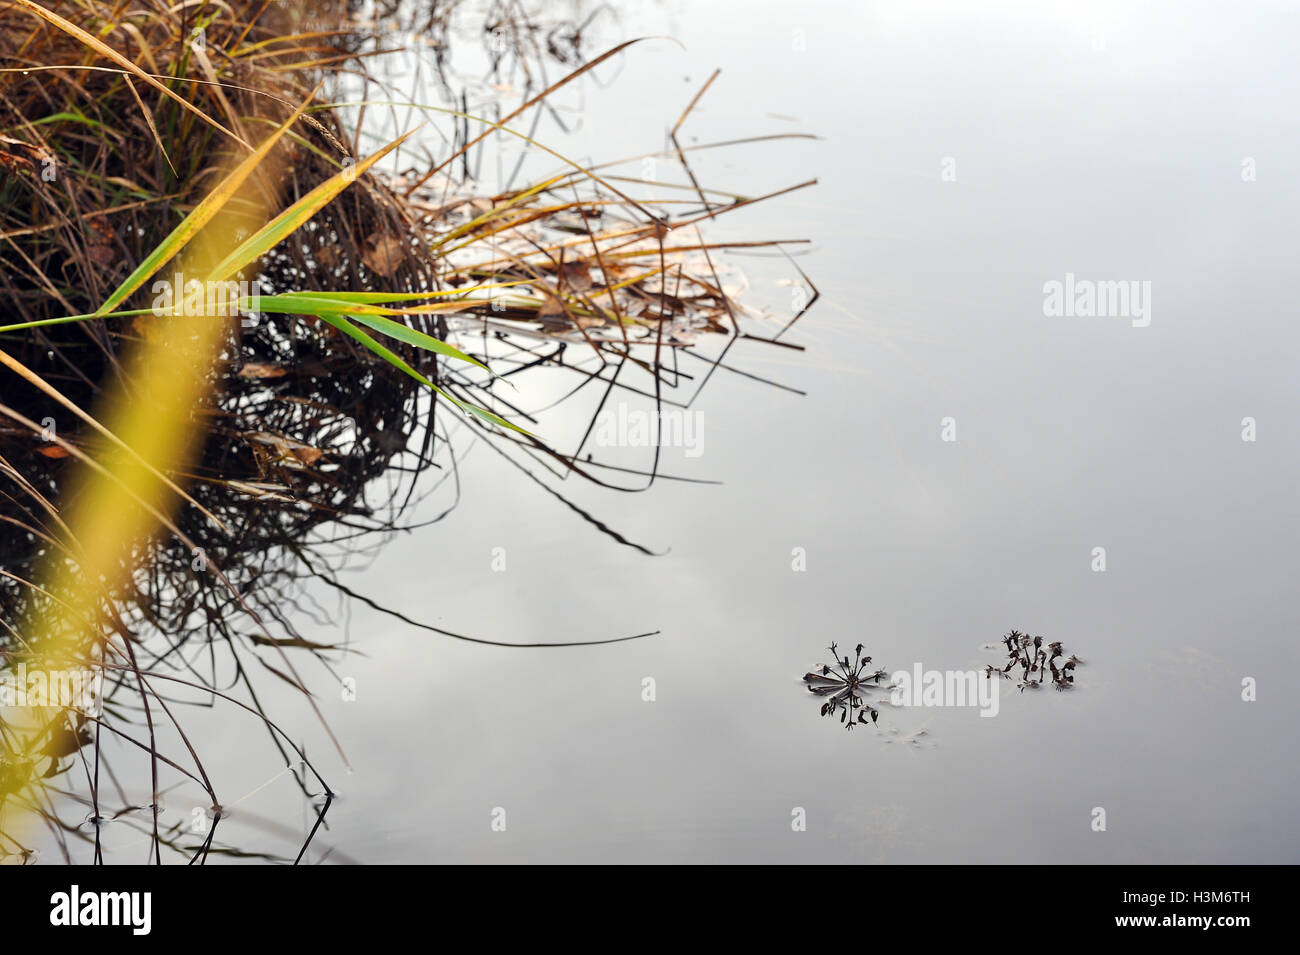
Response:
[0, 134, 51, 167]
[225, 481, 296, 503]
[87, 217, 115, 241]
[247, 432, 324, 467]
[86, 244, 116, 267]
[237, 362, 288, 379]
[558, 260, 593, 292]
[0, 152, 27, 175]
[85, 215, 116, 266]
[536, 295, 567, 319]
[362, 234, 406, 276]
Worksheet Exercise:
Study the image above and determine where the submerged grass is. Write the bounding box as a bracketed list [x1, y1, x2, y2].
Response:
[0, 0, 817, 863]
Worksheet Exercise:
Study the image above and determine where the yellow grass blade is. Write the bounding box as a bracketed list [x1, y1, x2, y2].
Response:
[0, 348, 229, 533]
[95, 90, 317, 315]
[208, 126, 421, 283]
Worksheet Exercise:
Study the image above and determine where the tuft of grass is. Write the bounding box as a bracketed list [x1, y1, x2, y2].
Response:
[0, 0, 817, 864]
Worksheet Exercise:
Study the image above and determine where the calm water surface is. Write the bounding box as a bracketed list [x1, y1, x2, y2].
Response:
[105, 0, 1300, 863]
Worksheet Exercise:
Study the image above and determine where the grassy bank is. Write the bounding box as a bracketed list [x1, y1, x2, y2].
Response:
[0, 0, 814, 863]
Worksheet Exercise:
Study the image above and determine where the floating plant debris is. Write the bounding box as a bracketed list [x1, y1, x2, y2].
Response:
[984, 630, 1084, 692]
[802, 642, 890, 730]
[882, 720, 934, 748]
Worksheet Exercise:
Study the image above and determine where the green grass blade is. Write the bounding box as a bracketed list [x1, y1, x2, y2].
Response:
[252, 294, 488, 371]
[264, 280, 530, 305]
[0, 308, 164, 335]
[316, 313, 528, 435]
